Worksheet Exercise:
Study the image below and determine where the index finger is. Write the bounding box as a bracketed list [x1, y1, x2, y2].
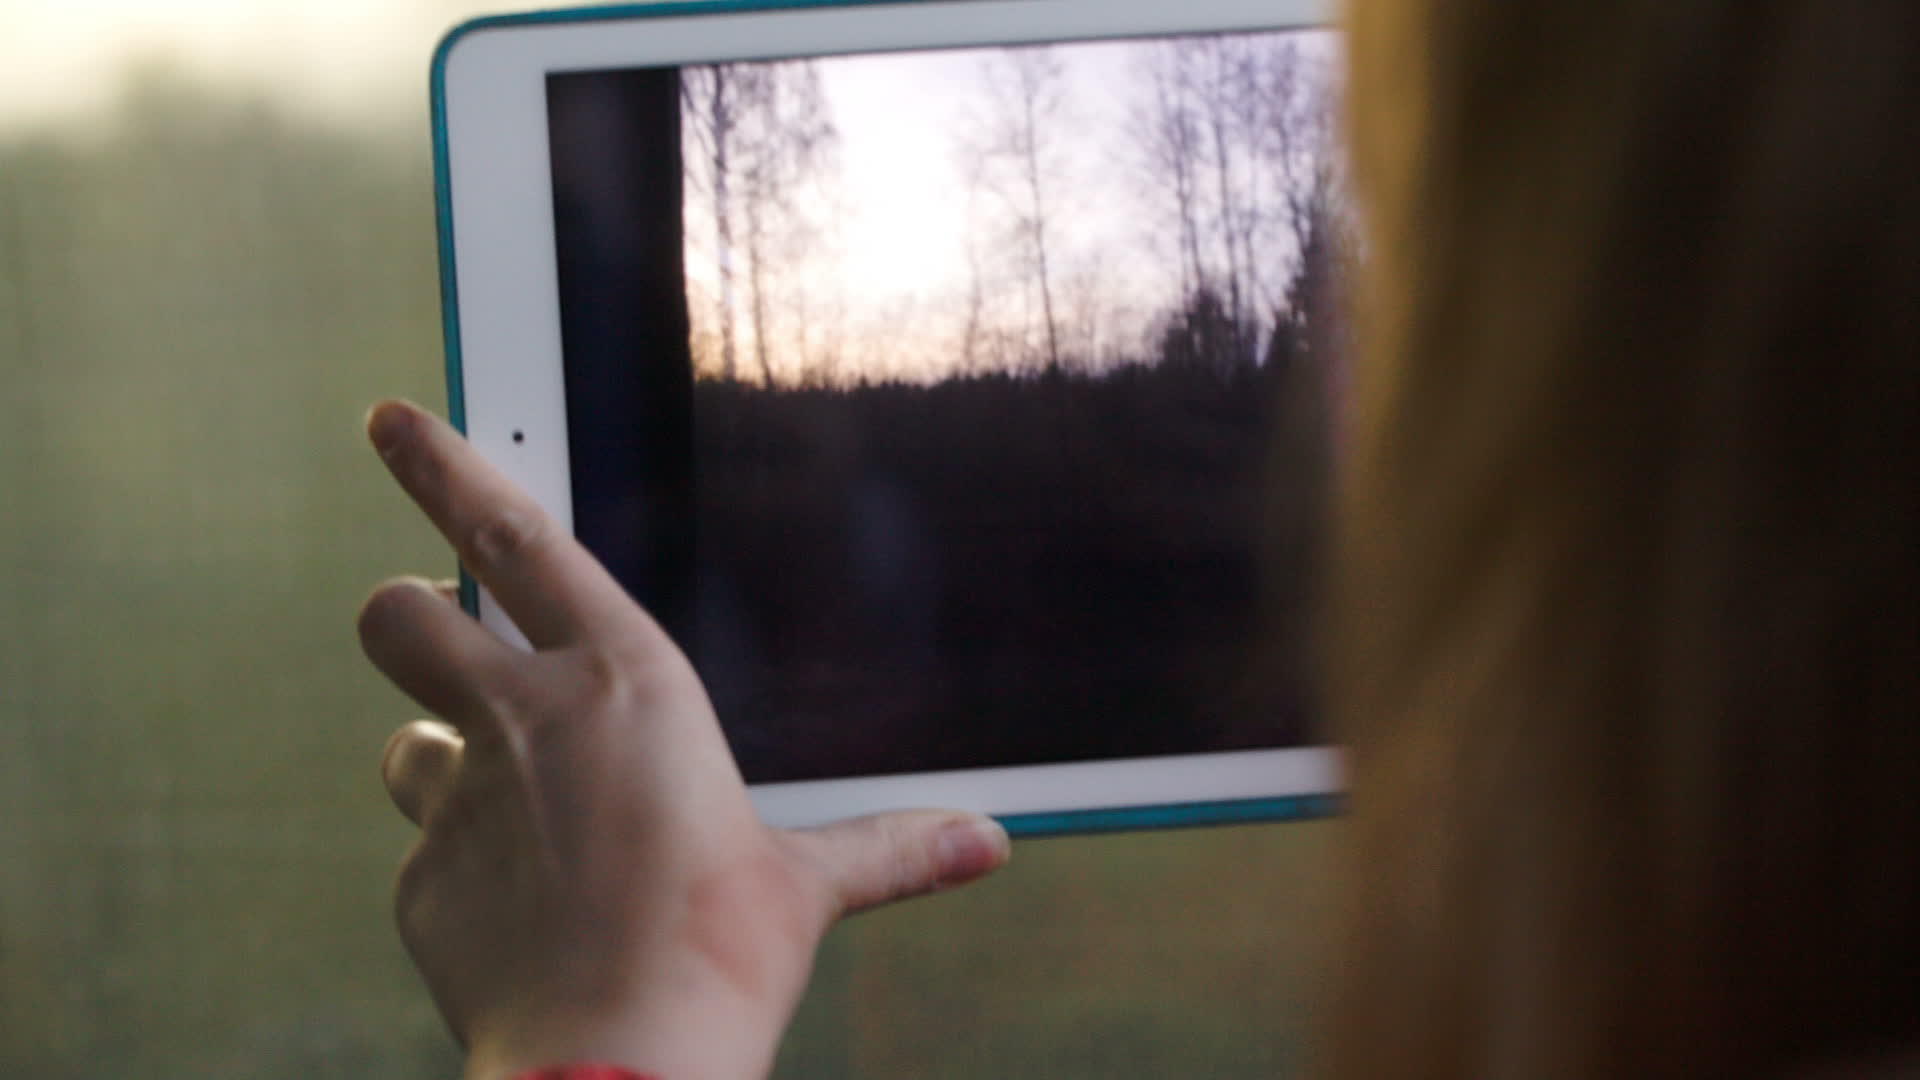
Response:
[366, 399, 636, 649]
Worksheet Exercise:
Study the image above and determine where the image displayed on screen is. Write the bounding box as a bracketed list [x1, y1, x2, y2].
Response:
[546, 27, 1345, 784]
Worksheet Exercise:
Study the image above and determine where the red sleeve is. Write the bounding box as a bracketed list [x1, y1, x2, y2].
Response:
[510, 1060, 660, 1068]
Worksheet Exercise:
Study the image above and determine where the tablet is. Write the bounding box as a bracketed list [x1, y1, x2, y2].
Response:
[432, 0, 1343, 834]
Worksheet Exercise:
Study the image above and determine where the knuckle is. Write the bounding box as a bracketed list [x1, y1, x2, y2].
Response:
[887, 817, 940, 901]
[464, 504, 547, 574]
[575, 646, 630, 698]
[554, 646, 642, 718]
[826, 815, 943, 915]
[776, 830, 846, 927]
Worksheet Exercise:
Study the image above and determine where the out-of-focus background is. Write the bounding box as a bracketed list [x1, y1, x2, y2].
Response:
[0, 2, 1338, 1075]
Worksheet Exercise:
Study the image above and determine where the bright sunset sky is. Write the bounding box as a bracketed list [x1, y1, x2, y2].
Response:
[687, 41, 1174, 382]
[680, 31, 1338, 383]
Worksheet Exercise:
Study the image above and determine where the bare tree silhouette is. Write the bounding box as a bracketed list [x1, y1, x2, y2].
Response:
[1130, 36, 1342, 379]
[973, 47, 1070, 374]
[683, 66, 741, 380]
[684, 61, 838, 385]
[1133, 45, 1210, 300]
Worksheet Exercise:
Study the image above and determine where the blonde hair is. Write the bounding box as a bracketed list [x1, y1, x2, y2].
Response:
[1327, 2, 1920, 1076]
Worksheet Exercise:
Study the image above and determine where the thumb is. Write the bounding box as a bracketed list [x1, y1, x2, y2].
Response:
[789, 810, 1012, 918]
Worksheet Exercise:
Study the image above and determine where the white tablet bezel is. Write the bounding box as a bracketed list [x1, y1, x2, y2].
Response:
[436, 0, 1340, 829]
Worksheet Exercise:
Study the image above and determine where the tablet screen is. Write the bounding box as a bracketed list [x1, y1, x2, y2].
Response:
[544, 27, 1343, 784]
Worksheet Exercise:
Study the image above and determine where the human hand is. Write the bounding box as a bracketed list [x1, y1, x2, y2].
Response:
[357, 400, 1011, 1080]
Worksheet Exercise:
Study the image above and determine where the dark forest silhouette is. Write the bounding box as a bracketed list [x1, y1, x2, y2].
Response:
[694, 271, 1337, 781]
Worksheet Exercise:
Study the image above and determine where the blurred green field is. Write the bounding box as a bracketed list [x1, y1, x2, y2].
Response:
[0, 66, 1338, 1078]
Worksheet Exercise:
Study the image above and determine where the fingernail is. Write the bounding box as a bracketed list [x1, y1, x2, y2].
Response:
[364, 400, 411, 459]
[935, 818, 1011, 886]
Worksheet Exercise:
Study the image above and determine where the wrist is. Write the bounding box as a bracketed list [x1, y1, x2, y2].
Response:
[462, 980, 793, 1080]
[508, 1069, 660, 1080]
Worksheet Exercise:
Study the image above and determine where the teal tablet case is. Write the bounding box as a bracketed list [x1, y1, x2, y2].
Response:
[428, 0, 1340, 838]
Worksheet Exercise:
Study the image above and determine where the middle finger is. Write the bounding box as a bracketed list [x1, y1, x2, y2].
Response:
[366, 399, 638, 649]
